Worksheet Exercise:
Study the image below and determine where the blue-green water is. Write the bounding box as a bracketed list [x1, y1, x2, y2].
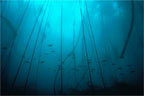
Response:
[0, 0, 143, 95]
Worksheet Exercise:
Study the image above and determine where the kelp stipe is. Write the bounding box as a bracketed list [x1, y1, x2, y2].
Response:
[11, 2, 47, 89]
[120, 0, 135, 58]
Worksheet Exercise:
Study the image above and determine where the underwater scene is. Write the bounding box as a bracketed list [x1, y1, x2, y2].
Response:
[0, 0, 143, 95]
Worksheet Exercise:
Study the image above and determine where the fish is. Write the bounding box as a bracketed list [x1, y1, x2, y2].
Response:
[88, 59, 91, 61]
[72, 68, 80, 71]
[40, 61, 45, 64]
[117, 67, 122, 70]
[103, 63, 107, 66]
[25, 61, 29, 63]
[102, 59, 108, 63]
[130, 70, 135, 73]
[91, 68, 96, 71]
[2, 47, 8, 50]
[88, 60, 91, 63]
[79, 65, 83, 67]
[57, 65, 60, 67]
[45, 53, 50, 55]
[48, 44, 53, 47]
[127, 64, 131, 67]
[87, 81, 90, 86]
[76, 69, 80, 71]
[72, 68, 75, 70]
[67, 54, 71, 57]
[91, 68, 96, 70]
[90, 70, 94, 72]
[51, 50, 56, 53]
[120, 73, 124, 76]
[48, 68, 51, 70]
[112, 63, 116, 66]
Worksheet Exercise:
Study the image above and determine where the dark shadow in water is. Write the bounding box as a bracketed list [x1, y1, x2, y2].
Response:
[1, 82, 143, 95]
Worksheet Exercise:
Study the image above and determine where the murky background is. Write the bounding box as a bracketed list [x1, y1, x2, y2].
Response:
[1, 0, 143, 95]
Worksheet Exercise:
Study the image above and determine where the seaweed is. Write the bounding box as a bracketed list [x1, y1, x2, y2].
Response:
[120, 0, 135, 58]
[24, 2, 50, 92]
[79, 0, 93, 88]
[73, 16, 77, 85]
[60, 1, 63, 94]
[85, 0, 106, 88]
[1, 0, 143, 95]
[1, 0, 30, 74]
[11, 2, 46, 89]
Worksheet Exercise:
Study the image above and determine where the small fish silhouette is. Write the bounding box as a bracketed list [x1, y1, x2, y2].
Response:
[67, 54, 71, 57]
[130, 70, 135, 73]
[117, 67, 122, 70]
[90, 70, 94, 72]
[57, 65, 60, 67]
[88, 60, 91, 64]
[112, 63, 116, 66]
[76, 69, 80, 71]
[48, 44, 53, 47]
[103, 63, 107, 66]
[45, 53, 50, 55]
[40, 61, 45, 64]
[48, 68, 51, 70]
[120, 73, 124, 76]
[91, 68, 95, 71]
[51, 50, 56, 53]
[102, 59, 107, 62]
[127, 64, 131, 67]
[72, 68, 80, 71]
[72, 68, 75, 70]
[25, 61, 29, 63]
[2, 47, 8, 50]
[88, 59, 91, 61]
[79, 65, 83, 67]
